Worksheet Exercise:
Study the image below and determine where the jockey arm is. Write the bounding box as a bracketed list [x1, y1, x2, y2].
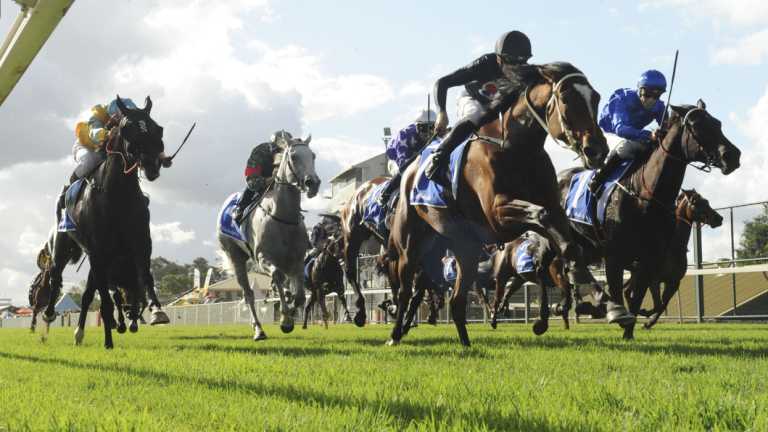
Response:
[434, 54, 501, 115]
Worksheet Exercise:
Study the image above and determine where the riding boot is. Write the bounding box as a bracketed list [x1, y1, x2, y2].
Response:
[376, 173, 401, 206]
[233, 187, 256, 225]
[588, 152, 624, 196]
[424, 120, 475, 186]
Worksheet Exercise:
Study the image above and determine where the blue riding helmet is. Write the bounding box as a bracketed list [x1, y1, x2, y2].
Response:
[106, 98, 137, 117]
[637, 70, 667, 92]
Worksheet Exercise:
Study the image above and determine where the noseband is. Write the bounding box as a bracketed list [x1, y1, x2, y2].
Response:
[659, 107, 718, 172]
[274, 141, 311, 192]
[523, 72, 590, 152]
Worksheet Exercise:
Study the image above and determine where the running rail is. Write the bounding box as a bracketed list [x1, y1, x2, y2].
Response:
[0, 0, 75, 107]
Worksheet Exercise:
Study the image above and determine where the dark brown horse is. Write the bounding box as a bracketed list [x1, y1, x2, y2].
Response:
[303, 236, 350, 329]
[489, 232, 572, 333]
[388, 62, 609, 346]
[558, 100, 740, 340]
[626, 189, 722, 329]
[28, 243, 53, 333]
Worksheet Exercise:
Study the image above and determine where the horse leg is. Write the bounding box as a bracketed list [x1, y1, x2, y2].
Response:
[228, 246, 266, 340]
[74, 269, 99, 346]
[386, 253, 414, 346]
[303, 289, 317, 329]
[336, 287, 351, 322]
[97, 285, 115, 350]
[549, 257, 572, 330]
[402, 274, 427, 337]
[451, 249, 479, 347]
[344, 229, 367, 327]
[646, 280, 678, 329]
[474, 283, 492, 325]
[623, 268, 652, 341]
[640, 279, 663, 318]
[113, 290, 127, 334]
[603, 255, 635, 328]
[318, 287, 330, 330]
[532, 281, 550, 335]
[491, 266, 512, 329]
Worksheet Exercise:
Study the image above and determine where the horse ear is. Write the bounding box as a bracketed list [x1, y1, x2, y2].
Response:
[697, 99, 706, 110]
[304, 134, 312, 146]
[669, 104, 686, 117]
[144, 96, 153, 114]
[115, 95, 128, 114]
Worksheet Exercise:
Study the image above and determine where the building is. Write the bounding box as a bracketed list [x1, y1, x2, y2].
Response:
[326, 152, 390, 214]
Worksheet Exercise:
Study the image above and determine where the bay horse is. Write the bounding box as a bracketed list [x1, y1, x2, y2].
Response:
[218, 135, 321, 340]
[43, 96, 169, 349]
[339, 176, 443, 327]
[388, 62, 609, 346]
[303, 236, 350, 329]
[558, 100, 741, 339]
[28, 242, 53, 333]
[488, 232, 573, 333]
[627, 189, 722, 329]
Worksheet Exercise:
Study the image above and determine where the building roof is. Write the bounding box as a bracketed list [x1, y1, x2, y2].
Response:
[55, 293, 81, 313]
[329, 152, 385, 184]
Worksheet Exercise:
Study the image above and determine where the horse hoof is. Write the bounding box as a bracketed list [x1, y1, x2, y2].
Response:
[532, 320, 549, 336]
[302, 324, 308, 330]
[606, 305, 636, 326]
[254, 331, 267, 341]
[280, 322, 294, 334]
[490, 319, 498, 330]
[105, 343, 114, 350]
[116, 323, 127, 334]
[385, 339, 400, 346]
[129, 321, 139, 333]
[74, 328, 84, 345]
[150, 310, 170, 326]
[43, 313, 56, 324]
[353, 313, 366, 327]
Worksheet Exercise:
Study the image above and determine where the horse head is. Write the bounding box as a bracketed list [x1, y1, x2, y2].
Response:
[277, 134, 321, 198]
[676, 189, 723, 228]
[668, 101, 741, 175]
[533, 62, 608, 169]
[115, 95, 165, 181]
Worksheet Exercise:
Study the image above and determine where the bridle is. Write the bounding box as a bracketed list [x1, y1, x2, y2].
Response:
[258, 139, 314, 225]
[657, 107, 719, 173]
[523, 72, 590, 152]
[105, 121, 139, 175]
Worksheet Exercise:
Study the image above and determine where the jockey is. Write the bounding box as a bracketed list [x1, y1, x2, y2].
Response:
[424, 31, 534, 185]
[376, 109, 436, 206]
[232, 130, 291, 224]
[305, 213, 341, 263]
[58, 97, 170, 219]
[589, 70, 667, 194]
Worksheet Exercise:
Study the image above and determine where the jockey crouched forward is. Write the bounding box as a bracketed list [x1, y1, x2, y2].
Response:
[231, 130, 291, 224]
[376, 109, 437, 206]
[57, 97, 172, 220]
[588, 70, 668, 195]
[424, 30, 534, 184]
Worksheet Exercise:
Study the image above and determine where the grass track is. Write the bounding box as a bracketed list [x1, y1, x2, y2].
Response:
[0, 322, 766, 431]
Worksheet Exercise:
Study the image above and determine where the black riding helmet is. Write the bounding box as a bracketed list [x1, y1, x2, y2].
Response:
[495, 30, 532, 64]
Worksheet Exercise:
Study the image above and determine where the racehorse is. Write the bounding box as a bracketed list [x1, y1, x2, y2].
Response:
[388, 62, 609, 346]
[218, 135, 320, 340]
[339, 176, 444, 327]
[558, 100, 740, 339]
[627, 189, 722, 329]
[43, 96, 169, 349]
[488, 232, 573, 333]
[28, 243, 52, 333]
[303, 236, 350, 329]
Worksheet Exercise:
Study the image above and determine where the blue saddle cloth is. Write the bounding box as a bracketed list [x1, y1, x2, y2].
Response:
[362, 181, 393, 239]
[514, 240, 536, 274]
[564, 160, 633, 226]
[57, 179, 85, 232]
[443, 256, 457, 285]
[410, 137, 470, 208]
[218, 192, 247, 242]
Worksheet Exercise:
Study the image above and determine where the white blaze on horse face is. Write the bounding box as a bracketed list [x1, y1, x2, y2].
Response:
[572, 83, 596, 121]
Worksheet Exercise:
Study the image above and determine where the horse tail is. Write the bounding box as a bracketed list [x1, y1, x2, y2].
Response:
[216, 249, 235, 275]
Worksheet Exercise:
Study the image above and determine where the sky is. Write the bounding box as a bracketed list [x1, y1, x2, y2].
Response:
[1, 0, 767, 304]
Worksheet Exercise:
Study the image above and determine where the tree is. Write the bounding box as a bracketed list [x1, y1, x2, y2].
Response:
[736, 204, 768, 263]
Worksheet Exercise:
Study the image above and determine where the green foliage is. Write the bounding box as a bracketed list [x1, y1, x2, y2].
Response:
[736, 204, 768, 262]
[1, 324, 767, 431]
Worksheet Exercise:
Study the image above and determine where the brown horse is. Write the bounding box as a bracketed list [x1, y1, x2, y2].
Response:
[626, 189, 723, 329]
[388, 62, 609, 346]
[303, 236, 350, 329]
[558, 100, 741, 339]
[489, 232, 572, 333]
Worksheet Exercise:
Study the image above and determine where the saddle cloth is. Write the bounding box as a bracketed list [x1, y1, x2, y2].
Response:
[361, 181, 399, 239]
[57, 179, 85, 232]
[564, 160, 633, 226]
[409, 137, 470, 208]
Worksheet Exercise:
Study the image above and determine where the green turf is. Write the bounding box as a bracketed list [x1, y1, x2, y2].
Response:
[0, 322, 766, 431]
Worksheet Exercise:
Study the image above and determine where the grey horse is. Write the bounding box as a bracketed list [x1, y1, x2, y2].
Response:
[218, 135, 321, 340]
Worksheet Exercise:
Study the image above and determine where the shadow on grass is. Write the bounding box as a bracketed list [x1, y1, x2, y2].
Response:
[0, 350, 582, 431]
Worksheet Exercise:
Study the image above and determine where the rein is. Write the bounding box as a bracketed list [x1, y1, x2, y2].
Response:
[523, 72, 587, 151]
[257, 141, 310, 226]
[104, 129, 139, 175]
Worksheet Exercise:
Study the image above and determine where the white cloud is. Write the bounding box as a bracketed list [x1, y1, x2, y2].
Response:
[641, 0, 768, 27]
[712, 29, 768, 65]
[17, 227, 46, 258]
[0, 268, 32, 304]
[150, 222, 196, 244]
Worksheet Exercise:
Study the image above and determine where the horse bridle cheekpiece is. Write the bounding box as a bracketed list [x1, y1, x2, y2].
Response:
[274, 138, 311, 192]
[677, 107, 718, 172]
[524, 73, 589, 152]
